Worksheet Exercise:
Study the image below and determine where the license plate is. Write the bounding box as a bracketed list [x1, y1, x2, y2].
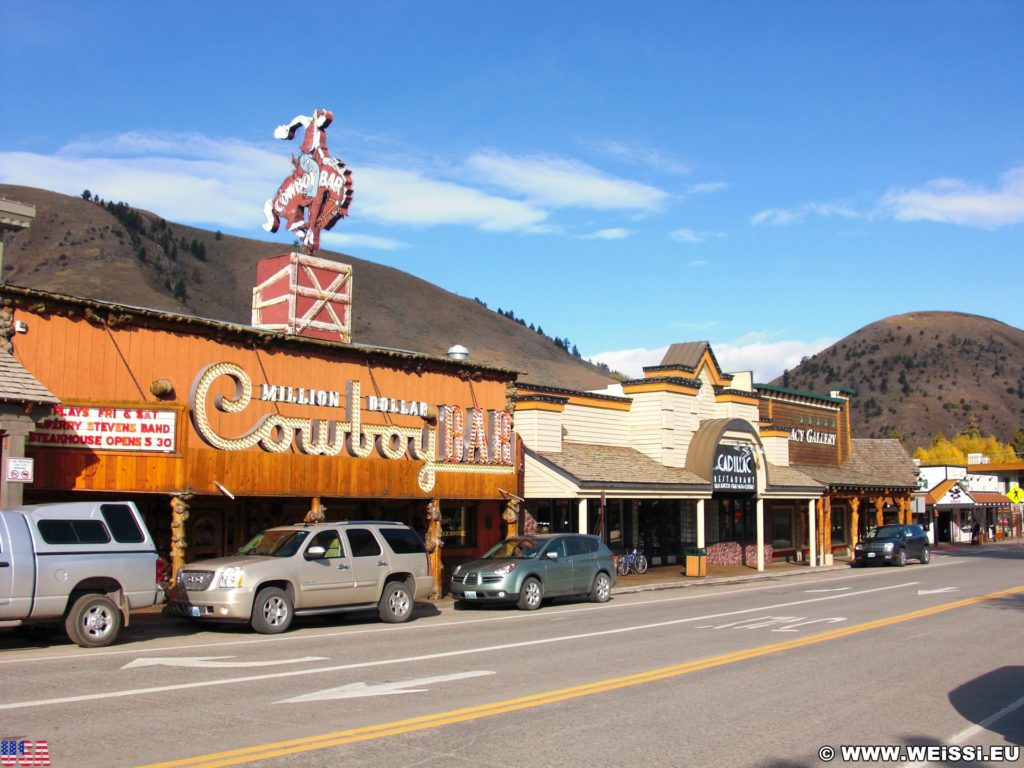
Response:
[464, 591, 477, 599]
[867, 552, 876, 558]
[190, 606, 201, 617]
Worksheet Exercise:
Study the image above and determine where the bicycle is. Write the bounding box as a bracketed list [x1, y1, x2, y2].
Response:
[616, 547, 648, 576]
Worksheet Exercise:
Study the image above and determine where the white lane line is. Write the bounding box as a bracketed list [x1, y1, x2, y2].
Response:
[0, 558, 969, 666]
[0, 581, 916, 712]
[902, 691, 1024, 768]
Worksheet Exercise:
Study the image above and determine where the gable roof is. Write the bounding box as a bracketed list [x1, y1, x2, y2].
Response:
[0, 348, 59, 405]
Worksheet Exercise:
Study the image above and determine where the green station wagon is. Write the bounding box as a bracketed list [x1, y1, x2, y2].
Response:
[450, 534, 617, 610]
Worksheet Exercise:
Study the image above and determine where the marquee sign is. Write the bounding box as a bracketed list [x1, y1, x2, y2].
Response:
[712, 443, 756, 492]
[28, 405, 179, 453]
[189, 362, 513, 492]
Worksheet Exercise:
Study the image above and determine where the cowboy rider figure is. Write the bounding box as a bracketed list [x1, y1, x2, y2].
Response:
[271, 109, 334, 244]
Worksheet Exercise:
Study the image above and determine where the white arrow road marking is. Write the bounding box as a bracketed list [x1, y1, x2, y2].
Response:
[805, 587, 852, 593]
[917, 587, 957, 595]
[0, 581, 917, 711]
[772, 617, 846, 632]
[122, 655, 327, 670]
[277, 670, 495, 703]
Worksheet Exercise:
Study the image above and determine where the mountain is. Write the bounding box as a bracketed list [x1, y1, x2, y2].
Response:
[773, 312, 1024, 448]
[0, 185, 616, 391]
[6, 185, 1021, 450]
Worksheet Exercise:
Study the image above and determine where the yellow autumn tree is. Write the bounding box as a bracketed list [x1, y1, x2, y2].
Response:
[914, 430, 1018, 465]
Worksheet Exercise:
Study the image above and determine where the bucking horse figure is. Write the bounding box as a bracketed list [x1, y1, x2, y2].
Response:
[262, 109, 354, 253]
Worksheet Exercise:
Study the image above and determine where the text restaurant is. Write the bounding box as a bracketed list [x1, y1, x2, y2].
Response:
[515, 342, 918, 569]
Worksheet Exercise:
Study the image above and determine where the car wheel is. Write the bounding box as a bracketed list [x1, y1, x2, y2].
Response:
[65, 593, 122, 648]
[250, 587, 293, 634]
[920, 546, 930, 564]
[589, 572, 612, 603]
[517, 577, 542, 610]
[896, 549, 907, 567]
[379, 580, 414, 623]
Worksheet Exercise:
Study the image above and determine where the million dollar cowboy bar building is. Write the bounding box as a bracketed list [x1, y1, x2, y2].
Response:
[0, 283, 517, 575]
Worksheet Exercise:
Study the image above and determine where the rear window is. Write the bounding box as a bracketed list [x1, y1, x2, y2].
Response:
[380, 527, 426, 555]
[38, 519, 111, 545]
[100, 504, 145, 543]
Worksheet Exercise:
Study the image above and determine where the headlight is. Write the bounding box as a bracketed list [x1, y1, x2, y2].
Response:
[493, 564, 516, 577]
[882, 543, 894, 552]
[453, 564, 461, 577]
[854, 543, 864, 551]
[217, 567, 245, 588]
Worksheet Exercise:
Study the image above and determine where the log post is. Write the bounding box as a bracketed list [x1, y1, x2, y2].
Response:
[850, 497, 861, 554]
[424, 499, 443, 600]
[874, 496, 884, 529]
[169, 488, 194, 585]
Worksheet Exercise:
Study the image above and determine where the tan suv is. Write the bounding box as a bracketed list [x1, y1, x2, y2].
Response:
[166, 521, 433, 633]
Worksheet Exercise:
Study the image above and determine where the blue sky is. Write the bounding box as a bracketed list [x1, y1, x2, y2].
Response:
[2, 2, 1022, 382]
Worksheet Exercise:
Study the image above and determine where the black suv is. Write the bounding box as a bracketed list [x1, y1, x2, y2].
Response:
[854, 524, 930, 567]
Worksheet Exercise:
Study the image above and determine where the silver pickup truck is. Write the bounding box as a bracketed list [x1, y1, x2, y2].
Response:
[0, 501, 163, 647]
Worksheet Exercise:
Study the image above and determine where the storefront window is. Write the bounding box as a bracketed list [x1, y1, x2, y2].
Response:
[533, 499, 574, 533]
[771, 508, 793, 549]
[717, 497, 754, 541]
[441, 504, 476, 548]
[830, 506, 847, 546]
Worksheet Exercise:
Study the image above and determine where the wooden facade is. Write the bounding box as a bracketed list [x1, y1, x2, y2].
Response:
[0, 285, 517, 578]
[757, 384, 918, 559]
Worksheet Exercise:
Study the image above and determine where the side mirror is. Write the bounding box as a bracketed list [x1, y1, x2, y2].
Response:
[305, 545, 327, 560]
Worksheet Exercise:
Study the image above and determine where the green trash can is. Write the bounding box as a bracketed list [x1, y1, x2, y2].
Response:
[684, 546, 707, 577]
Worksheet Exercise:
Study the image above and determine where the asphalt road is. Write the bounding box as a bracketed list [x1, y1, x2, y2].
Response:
[2, 546, 1022, 768]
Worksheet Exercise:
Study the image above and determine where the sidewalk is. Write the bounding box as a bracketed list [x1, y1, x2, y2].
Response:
[612, 539, 1024, 596]
[614, 559, 849, 594]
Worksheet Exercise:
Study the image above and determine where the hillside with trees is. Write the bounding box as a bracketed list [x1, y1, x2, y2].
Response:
[775, 312, 1024, 451]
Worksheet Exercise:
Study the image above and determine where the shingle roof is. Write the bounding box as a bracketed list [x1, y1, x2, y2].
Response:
[533, 443, 825, 494]
[971, 491, 1011, 505]
[0, 349, 58, 404]
[535, 442, 710, 488]
[766, 463, 824, 491]
[792, 438, 918, 490]
[660, 341, 709, 369]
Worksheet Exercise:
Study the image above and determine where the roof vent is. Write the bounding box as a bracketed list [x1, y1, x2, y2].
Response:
[447, 344, 469, 361]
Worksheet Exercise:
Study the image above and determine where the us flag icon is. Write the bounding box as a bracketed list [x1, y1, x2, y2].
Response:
[0, 739, 50, 766]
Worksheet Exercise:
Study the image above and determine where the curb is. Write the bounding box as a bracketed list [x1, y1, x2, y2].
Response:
[613, 563, 851, 595]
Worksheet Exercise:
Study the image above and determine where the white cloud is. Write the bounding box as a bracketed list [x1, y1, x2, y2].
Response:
[320, 230, 408, 251]
[751, 201, 862, 227]
[578, 227, 630, 240]
[356, 167, 548, 232]
[669, 227, 702, 243]
[591, 332, 834, 383]
[465, 150, 668, 212]
[879, 166, 1024, 228]
[686, 181, 728, 195]
[0, 133, 552, 239]
[579, 138, 691, 174]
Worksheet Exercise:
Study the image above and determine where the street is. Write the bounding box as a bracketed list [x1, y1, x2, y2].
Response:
[2, 546, 1022, 768]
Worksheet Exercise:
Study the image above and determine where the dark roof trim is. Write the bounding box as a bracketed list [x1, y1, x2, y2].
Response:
[515, 382, 630, 403]
[1, 283, 517, 380]
[754, 383, 846, 405]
